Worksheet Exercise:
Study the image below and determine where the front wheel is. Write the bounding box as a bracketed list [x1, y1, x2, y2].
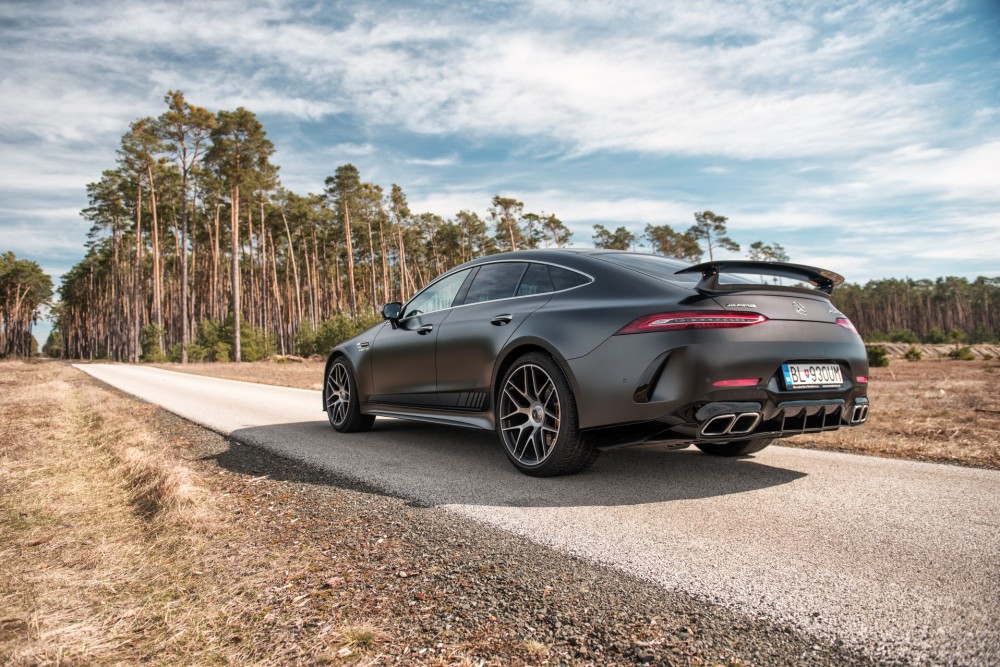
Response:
[497, 352, 598, 477]
[326, 358, 375, 433]
[695, 438, 773, 457]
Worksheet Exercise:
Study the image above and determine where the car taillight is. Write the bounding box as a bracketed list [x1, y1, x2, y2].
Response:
[856, 376, 869, 384]
[835, 317, 857, 333]
[712, 378, 761, 387]
[615, 311, 768, 334]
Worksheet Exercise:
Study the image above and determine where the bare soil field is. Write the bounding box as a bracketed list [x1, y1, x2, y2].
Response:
[1, 360, 874, 665]
[798, 360, 999, 468]
[157, 357, 1000, 469]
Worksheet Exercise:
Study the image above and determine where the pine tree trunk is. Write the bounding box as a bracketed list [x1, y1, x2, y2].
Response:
[280, 208, 302, 325]
[231, 185, 242, 362]
[147, 165, 164, 354]
[133, 180, 143, 363]
[344, 208, 356, 315]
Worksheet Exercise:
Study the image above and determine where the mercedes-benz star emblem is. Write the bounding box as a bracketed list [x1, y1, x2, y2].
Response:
[792, 301, 808, 316]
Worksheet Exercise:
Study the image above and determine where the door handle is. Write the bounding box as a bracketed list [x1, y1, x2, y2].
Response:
[491, 314, 513, 326]
[416, 324, 434, 335]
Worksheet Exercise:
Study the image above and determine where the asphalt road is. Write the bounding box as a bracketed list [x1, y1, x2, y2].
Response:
[76, 363, 1000, 665]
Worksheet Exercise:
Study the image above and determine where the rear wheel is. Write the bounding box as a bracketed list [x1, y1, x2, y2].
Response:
[497, 352, 598, 477]
[696, 438, 773, 457]
[326, 358, 375, 433]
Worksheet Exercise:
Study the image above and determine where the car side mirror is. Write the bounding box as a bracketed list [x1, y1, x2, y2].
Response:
[382, 301, 402, 328]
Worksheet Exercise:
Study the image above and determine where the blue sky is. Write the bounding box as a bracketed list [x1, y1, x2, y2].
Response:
[1, 0, 999, 343]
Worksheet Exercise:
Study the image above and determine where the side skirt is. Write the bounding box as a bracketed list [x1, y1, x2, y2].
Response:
[362, 403, 494, 431]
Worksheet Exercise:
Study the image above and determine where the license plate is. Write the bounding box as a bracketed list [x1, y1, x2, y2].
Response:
[781, 363, 843, 389]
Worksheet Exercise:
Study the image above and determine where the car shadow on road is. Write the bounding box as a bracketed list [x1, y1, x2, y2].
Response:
[213, 418, 807, 508]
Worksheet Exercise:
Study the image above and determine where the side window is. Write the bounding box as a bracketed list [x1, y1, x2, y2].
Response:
[402, 269, 471, 319]
[463, 263, 527, 305]
[516, 263, 554, 296]
[549, 266, 590, 291]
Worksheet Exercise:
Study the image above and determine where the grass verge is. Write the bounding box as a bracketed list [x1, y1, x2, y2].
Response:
[0, 360, 373, 664]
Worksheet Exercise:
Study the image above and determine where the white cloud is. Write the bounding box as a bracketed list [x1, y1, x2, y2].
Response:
[3, 0, 960, 161]
[403, 155, 458, 167]
[0, 221, 89, 256]
[857, 142, 1000, 202]
[327, 143, 377, 157]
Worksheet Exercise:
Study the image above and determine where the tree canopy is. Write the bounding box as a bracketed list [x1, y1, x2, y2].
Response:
[0, 252, 52, 357]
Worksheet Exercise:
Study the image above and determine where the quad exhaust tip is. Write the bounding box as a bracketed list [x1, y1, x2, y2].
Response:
[700, 412, 761, 437]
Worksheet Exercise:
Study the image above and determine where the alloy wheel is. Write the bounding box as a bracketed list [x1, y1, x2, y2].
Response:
[500, 363, 561, 465]
[326, 361, 350, 426]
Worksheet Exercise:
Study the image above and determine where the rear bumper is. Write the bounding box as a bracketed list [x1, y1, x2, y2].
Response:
[564, 321, 869, 448]
[583, 394, 870, 449]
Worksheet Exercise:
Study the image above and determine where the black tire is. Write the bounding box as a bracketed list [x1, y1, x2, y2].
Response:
[497, 352, 598, 477]
[325, 357, 375, 433]
[695, 438, 773, 457]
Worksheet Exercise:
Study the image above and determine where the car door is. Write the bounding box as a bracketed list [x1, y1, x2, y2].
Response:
[369, 268, 472, 407]
[435, 262, 553, 409]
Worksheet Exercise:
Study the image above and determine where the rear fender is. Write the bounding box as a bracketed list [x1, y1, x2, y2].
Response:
[491, 336, 583, 409]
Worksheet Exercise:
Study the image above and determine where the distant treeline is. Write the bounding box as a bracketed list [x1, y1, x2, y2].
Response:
[833, 277, 1000, 344]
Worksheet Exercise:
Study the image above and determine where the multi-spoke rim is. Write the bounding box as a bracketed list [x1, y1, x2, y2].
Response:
[499, 363, 561, 465]
[326, 361, 351, 426]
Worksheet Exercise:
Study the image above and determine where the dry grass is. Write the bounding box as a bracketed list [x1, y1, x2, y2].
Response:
[522, 639, 549, 658]
[0, 360, 378, 665]
[153, 356, 1000, 469]
[154, 359, 326, 391]
[797, 360, 1000, 468]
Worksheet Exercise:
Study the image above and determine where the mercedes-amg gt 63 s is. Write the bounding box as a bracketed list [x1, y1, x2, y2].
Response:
[323, 249, 869, 476]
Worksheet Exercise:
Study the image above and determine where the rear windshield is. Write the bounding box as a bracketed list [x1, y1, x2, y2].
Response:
[598, 253, 766, 286]
[596, 253, 701, 284]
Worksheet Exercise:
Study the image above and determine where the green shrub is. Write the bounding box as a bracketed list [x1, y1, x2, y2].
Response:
[903, 345, 923, 362]
[167, 342, 210, 363]
[947, 346, 975, 361]
[867, 345, 890, 368]
[211, 341, 231, 363]
[294, 319, 318, 357]
[888, 328, 919, 344]
[192, 318, 273, 362]
[239, 322, 276, 362]
[140, 324, 168, 363]
[865, 330, 888, 343]
[925, 326, 947, 344]
[297, 313, 382, 357]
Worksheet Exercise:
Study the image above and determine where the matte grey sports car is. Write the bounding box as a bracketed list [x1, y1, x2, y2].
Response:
[323, 249, 869, 476]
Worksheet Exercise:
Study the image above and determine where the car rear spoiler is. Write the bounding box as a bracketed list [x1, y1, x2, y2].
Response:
[675, 260, 845, 296]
